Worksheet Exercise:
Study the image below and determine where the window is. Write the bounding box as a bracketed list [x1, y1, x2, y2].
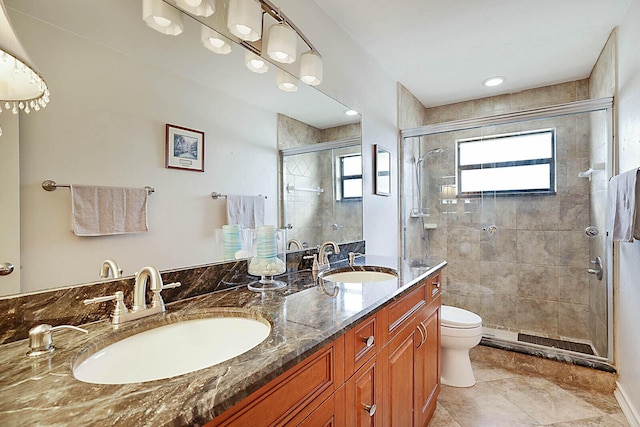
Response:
[338, 154, 362, 200]
[456, 129, 556, 196]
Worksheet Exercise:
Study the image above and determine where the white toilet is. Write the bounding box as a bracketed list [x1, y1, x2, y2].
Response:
[440, 305, 483, 387]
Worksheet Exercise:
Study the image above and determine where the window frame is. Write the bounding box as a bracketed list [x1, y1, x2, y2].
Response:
[456, 128, 556, 197]
[339, 153, 363, 201]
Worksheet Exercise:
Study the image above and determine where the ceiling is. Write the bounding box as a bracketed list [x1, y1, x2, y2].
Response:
[313, 0, 632, 107]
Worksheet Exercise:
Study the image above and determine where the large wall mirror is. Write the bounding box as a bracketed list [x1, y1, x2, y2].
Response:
[1, 0, 361, 296]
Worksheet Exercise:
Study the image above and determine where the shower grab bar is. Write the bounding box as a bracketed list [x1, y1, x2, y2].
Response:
[286, 184, 324, 195]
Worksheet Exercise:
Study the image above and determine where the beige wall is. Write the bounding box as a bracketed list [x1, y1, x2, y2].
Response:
[614, 0, 640, 420]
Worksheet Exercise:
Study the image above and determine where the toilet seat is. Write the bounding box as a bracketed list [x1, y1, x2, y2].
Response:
[441, 305, 482, 329]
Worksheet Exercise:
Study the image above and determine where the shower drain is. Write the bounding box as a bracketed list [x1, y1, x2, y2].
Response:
[517, 333, 595, 355]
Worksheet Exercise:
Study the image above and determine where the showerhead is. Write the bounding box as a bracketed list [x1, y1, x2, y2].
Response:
[415, 147, 443, 163]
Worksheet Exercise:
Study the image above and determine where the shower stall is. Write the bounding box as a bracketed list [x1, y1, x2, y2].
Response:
[401, 98, 614, 365]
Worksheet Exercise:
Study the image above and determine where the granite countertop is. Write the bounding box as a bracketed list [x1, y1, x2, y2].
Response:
[0, 255, 445, 426]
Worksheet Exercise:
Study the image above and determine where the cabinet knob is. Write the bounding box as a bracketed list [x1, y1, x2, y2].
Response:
[362, 335, 375, 347]
[0, 262, 14, 276]
[363, 403, 377, 417]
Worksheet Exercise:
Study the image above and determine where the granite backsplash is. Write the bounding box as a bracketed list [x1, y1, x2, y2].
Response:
[0, 241, 365, 345]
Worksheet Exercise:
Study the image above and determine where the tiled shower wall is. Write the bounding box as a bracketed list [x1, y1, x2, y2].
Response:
[278, 115, 363, 248]
[402, 80, 608, 344]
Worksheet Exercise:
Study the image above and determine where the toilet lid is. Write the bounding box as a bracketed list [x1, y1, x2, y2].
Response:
[441, 305, 482, 328]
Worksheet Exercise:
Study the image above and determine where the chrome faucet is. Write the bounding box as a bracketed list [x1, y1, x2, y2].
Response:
[133, 266, 162, 311]
[318, 241, 340, 269]
[287, 239, 303, 250]
[99, 259, 123, 279]
[84, 265, 180, 325]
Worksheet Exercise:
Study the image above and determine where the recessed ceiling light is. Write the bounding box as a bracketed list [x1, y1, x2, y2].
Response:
[483, 76, 506, 87]
[345, 109, 358, 116]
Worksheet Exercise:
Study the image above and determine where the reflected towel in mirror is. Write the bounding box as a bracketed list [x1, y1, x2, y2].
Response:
[226, 195, 264, 229]
[71, 185, 149, 236]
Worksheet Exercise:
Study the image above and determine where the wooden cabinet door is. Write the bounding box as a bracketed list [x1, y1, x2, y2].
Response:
[414, 306, 440, 427]
[385, 322, 415, 427]
[346, 354, 384, 427]
[292, 394, 336, 427]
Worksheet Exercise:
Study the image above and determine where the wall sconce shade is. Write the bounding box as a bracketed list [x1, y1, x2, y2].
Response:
[201, 26, 231, 54]
[267, 23, 296, 64]
[245, 51, 269, 73]
[227, 0, 262, 42]
[300, 51, 322, 86]
[0, 0, 50, 136]
[276, 69, 298, 92]
[142, 0, 184, 36]
[176, 0, 215, 17]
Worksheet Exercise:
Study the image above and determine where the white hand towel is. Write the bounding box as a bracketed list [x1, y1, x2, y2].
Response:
[71, 185, 149, 236]
[226, 195, 265, 229]
[608, 168, 640, 242]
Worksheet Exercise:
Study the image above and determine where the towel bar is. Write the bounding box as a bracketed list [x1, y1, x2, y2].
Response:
[211, 192, 267, 199]
[42, 180, 155, 195]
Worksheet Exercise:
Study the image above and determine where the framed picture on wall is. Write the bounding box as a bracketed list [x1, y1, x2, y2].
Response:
[374, 144, 391, 196]
[165, 124, 205, 172]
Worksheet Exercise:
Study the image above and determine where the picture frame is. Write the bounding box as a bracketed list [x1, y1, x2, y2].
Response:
[374, 144, 391, 196]
[165, 124, 205, 172]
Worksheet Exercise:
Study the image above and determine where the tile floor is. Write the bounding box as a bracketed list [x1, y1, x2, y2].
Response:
[430, 358, 629, 426]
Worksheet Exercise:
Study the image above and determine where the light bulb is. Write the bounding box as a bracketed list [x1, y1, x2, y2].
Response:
[227, 0, 262, 41]
[300, 51, 323, 86]
[234, 24, 252, 35]
[209, 38, 225, 48]
[483, 76, 505, 87]
[275, 52, 288, 60]
[245, 51, 269, 73]
[153, 16, 172, 27]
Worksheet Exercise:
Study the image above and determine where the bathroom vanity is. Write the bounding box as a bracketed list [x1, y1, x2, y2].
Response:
[0, 256, 444, 426]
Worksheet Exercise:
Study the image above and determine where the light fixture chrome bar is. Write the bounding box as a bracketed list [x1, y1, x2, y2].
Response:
[259, 0, 319, 55]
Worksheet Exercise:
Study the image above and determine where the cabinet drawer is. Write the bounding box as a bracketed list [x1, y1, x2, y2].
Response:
[345, 312, 382, 376]
[387, 284, 426, 337]
[209, 336, 344, 427]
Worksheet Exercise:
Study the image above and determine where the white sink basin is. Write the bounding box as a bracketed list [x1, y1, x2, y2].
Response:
[320, 267, 398, 284]
[73, 316, 270, 384]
